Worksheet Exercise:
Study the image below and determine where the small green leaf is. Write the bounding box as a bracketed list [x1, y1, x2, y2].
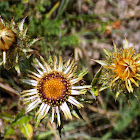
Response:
[11, 111, 32, 127]
[5, 128, 15, 137]
[34, 115, 41, 128]
[90, 89, 98, 99]
[20, 123, 33, 139]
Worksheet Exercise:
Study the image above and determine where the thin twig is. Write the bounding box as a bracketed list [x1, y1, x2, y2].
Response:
[88, 105, 119, 117]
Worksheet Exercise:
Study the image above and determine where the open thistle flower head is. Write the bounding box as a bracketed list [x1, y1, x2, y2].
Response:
[95, 39, 140, 98]
[21, 56, 91, 126]
[0, 15, 39, 69]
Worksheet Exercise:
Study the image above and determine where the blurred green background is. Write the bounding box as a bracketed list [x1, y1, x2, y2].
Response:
[0, 0, 140, 139]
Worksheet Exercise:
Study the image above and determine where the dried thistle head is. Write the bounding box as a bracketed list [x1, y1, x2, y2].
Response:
[95, 39, 140, 100]
[0, 23, 15, 50]
[0, 16, 39, 70]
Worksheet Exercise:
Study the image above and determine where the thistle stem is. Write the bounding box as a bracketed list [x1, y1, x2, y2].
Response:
[3, 51, 6, 65]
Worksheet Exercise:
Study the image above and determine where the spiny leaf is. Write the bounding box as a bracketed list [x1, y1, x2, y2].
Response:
[123, 38, 129, 49]
[113, 41, 117, 53]
[73, 106, 83, 120]
[94, 60, 108, 67]
[18, 16, 26, 32]
[92, 66, 102, 88]
[57, 113, 63, 138]
[71, 110, 80, 119]
[115, 90, 121, 101]
[103, 49, 112, 57]
[27, 37, 43, 48]
[133, 92, 139, 101]
[90, 89, 98, 99]
[78, 67, 88, 77]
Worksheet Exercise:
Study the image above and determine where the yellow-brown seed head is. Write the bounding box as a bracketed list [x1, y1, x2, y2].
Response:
[37, 71, 72, 107]
[0, 23, 15, 50]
